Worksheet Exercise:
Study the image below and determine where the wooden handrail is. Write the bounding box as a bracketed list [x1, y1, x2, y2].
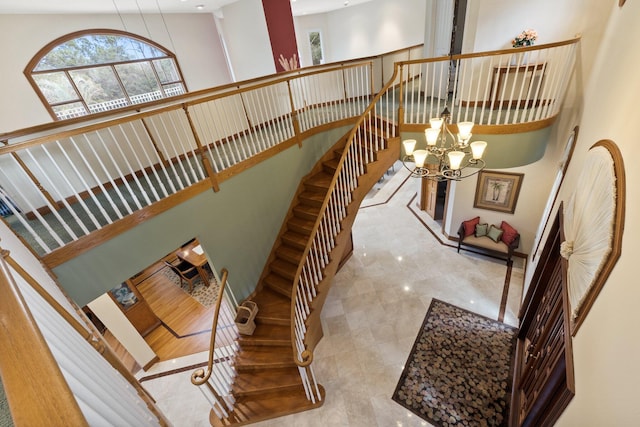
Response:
[288, 61, 404, 367]
[0, 38, 576, 146]
[1, 37, 579, 265]
[191, 268, 230, 386]
[397, 37, 581, 66]
[0, 47, 408, 143]
[0, 251, 88, 427]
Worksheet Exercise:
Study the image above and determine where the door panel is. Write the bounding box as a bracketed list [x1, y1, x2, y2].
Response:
[511, 209, 575, 427]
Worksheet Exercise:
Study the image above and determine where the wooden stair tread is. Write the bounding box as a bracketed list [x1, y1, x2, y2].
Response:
[210, 385, 325, 427]
[293, 204, 321, 220]
[262, 274, 293, 299]
[250, 290, 290, 325]
[234, 346, 296, 370]
[271, 259, 298, 281]
[281, 230, 309, 249]
[276, 245, 305, 264]
[287, 216, 315, 235]
[298, 191, 325, 207]
[304, 171, 332, 190]
[232, 368, 302, 398]
[323, 157, 340, 173]
[238, 323, 290, 346]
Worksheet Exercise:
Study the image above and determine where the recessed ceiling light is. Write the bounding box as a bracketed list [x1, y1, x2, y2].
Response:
[344, 0, 349, 5]
[195, 4, 204, 9]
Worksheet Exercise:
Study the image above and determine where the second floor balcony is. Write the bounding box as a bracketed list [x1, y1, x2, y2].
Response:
[0, 38, 579, 270]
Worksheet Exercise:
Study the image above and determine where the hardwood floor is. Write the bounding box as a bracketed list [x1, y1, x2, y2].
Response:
[136, 263, 214, 336]
[100, 244, 239, 374]
[131, 254, 215, 365]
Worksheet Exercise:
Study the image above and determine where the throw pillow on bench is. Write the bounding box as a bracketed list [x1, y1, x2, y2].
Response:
[461, 217, 518, 246]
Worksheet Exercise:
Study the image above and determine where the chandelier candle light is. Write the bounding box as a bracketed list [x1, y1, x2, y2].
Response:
[402, 107, 487, 180]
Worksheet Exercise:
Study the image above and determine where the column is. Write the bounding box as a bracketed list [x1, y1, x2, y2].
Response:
[262, 0, 299, 71]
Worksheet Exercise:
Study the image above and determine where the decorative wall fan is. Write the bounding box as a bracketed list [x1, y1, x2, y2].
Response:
[561, 140, 625, 334]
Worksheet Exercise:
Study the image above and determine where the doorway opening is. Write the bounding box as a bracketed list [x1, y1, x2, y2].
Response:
[84, 238, 220, 374]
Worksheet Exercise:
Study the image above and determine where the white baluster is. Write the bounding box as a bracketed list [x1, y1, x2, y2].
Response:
[22, 148, 81, 240]
[40, 145, 99, 231]
[114, 125, 154, 205]
[94, 130, 142, 211]
[0, 186, 51, 252]
[146, 117, 183, 191]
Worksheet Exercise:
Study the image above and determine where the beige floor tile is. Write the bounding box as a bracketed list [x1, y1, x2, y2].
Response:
[149, 162, 524, 426]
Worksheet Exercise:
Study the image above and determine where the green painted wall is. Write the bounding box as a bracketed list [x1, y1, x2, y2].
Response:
[54, 126, 351, 307]
[400, 127, 551, 168]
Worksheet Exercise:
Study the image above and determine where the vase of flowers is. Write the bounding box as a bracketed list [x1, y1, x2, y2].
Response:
[512, 29, 538, 47]
[510, 29, 538, 65]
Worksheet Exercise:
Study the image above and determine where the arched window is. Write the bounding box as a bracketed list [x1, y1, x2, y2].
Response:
[26, 29, 187, 120]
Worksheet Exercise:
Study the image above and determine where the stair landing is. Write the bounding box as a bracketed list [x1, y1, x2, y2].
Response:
[210, 386, 326, 427]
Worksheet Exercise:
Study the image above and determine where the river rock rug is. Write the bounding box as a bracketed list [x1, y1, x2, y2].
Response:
[161, 266, 219, 307]
[0, 378, 14, 427]
[392, 299, 517, 427]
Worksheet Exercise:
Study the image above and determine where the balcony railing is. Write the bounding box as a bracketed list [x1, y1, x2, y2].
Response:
[57, 85, 187, 120]
[0, 247, 169, 425]
[0, 38, 579, 267]
[0, 37, 580, 425]
[398, 39, 578, 129]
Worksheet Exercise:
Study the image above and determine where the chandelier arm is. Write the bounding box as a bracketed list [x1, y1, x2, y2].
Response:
[401, 155, 430, 178]
[456, 159, 487, 179]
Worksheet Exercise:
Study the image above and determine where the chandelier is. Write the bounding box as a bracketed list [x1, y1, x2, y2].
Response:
[402, 107, 487, 180]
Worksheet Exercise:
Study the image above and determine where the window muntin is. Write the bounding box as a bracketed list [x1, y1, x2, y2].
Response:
[69, 66, 125, 104]
[27, 30, 186, 120]
[32, 72, 79, 104]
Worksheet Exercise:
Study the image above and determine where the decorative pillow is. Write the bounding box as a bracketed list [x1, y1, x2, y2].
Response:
[500, 221, 519, 246]
[475, 223, 488, 237]
[487, 224, 504, 242]
[463, 216, 480, 237]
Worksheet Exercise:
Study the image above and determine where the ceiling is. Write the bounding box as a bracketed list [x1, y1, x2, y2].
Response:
[0, 0, 373, 17]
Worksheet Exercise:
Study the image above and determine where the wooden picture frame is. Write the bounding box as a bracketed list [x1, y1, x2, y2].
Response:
[473, 170, 524, 214]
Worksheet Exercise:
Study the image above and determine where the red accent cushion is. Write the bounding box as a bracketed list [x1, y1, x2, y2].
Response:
[462, 217, 480, 237]
[500, 221, 518, 246]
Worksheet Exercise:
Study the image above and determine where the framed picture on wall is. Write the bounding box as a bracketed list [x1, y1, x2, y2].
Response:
[473, 170, 524, 213]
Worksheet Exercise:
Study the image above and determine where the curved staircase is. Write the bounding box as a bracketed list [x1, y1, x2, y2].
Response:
[210, 121, 400, 426]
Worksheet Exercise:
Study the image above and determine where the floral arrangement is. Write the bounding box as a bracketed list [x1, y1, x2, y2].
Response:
[512, 29, 538, 47]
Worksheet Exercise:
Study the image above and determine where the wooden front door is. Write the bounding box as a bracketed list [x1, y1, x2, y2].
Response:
[421, 175, 438, 218]
[511, 209, 575, 426]
[420, 164, 443, 219]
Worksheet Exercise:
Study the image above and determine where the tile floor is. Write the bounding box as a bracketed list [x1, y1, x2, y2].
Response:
[140, 163, 525, 427]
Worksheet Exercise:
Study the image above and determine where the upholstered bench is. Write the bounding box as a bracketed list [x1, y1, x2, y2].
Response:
[457, 217, 520, 264]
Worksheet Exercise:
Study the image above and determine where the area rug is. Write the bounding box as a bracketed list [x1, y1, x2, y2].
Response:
[392, 299, 517, 427]
[161, 266, 219, 308]
[0, 378, 14, 427]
